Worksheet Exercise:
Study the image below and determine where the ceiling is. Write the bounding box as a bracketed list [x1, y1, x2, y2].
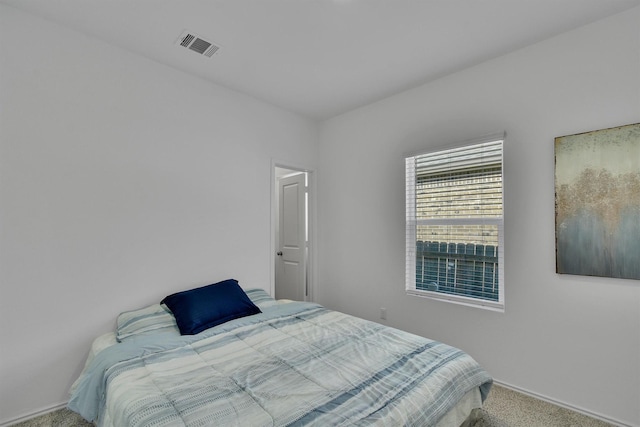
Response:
[3, 0, 639, 120]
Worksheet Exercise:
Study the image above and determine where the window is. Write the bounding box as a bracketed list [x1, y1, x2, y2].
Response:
[405, 135, 504, 310]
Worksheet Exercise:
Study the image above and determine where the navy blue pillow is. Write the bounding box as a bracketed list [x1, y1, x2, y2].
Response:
[161, 279, 261, 335]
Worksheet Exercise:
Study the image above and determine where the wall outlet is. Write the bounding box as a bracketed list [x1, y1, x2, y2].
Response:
[380, 307, 387, 320]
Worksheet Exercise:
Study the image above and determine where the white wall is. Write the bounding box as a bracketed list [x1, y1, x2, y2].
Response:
[0, 5, 317, 424]
[317, 7, 640, 427]
[2, 3, 639, 426]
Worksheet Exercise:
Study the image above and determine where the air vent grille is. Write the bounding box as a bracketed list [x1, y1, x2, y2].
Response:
[180, 34, 195, 47]
[176, 31, 220, 58]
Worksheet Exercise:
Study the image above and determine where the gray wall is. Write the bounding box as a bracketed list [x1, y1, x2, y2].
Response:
[317, 7, 640, 426]
[0, 5, 317, 424]
[2, 3, 639, 426]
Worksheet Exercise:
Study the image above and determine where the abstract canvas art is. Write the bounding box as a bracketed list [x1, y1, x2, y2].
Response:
[555, 123, 640, 280]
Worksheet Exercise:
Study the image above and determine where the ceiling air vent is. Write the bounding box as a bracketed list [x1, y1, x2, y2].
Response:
[176, 30, 220, 57]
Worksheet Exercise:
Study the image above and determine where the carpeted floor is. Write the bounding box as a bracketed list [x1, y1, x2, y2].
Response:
[10, 407, 91, 427]
[473, 385, 613, 427]
[11, 384, 613, 427]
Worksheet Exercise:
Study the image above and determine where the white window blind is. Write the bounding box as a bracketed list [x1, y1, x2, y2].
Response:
[406, 136, 504, 310]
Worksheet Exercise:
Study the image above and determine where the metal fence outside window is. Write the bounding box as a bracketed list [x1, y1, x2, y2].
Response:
[415, 240, 499, 301]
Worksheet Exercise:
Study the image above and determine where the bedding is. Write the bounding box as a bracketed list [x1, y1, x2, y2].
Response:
[161, 279, 261, 335]
[69, 288, 492, 426]
[116, 303, 178, 342]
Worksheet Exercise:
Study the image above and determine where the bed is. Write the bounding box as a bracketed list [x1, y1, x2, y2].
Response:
[69, 280, 492, 426]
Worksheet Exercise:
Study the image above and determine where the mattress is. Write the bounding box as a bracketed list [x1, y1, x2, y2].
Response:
[69, 290, 492, 426]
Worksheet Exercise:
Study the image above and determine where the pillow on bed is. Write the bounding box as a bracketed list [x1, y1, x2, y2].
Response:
[116, 303, 179, 342]
[245, 288, 278, 309]
[161, 279, 262, 335]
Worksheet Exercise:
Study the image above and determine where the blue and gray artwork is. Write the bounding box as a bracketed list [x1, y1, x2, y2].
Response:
[555, 123, 640, 280]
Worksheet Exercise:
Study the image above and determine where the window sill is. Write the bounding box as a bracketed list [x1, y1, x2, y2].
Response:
[406, 289, 504, 313]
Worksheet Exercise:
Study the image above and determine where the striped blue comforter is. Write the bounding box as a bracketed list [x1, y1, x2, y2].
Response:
[69, 302, 492, 426]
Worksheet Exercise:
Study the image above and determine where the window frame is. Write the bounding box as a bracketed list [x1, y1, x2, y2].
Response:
[405, 133, 505, 312]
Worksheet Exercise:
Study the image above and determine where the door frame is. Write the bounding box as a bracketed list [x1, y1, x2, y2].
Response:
[270, 160, 315, 301]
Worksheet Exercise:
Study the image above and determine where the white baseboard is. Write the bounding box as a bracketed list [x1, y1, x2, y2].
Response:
[493, 379, 635, 427]
[0, 401, 68, 427]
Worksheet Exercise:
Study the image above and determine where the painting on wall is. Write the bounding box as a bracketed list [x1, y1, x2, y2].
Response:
[555, 123, 640, 280]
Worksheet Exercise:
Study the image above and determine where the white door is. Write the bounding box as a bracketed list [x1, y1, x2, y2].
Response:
[276, 173, 306, 301]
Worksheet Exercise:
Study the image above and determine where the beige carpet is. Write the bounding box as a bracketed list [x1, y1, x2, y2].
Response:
[11, 407, 91, 427]
[476, 385, 613, 427]
[11, 385, 613, 427]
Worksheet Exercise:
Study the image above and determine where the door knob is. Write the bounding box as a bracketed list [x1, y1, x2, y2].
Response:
[277, 251, 283, 256]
